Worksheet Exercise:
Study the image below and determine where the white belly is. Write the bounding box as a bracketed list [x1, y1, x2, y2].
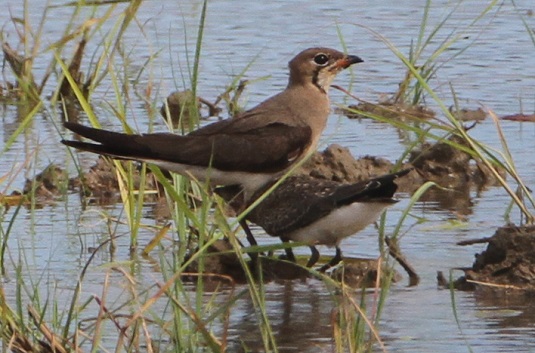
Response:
[288, 202, 392, 247]
[150, 160, 275, 196]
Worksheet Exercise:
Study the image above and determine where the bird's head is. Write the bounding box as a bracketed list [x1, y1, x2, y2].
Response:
[288, 47, 363, 92]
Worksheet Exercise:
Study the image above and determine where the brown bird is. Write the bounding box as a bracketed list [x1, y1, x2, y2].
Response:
[216, 169, 411, 271]
[61, 48, 363, 198]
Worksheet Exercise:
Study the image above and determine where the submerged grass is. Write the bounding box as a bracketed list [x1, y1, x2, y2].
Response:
[0, 0, 533, 352]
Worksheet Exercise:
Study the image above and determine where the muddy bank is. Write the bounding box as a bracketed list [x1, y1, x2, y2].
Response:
[299, 135, 504, 196]
[438, 225, 535, 293]
[183, 239, 403, 288]
[342, 101, 436, 121]
[341, 101, 487, 123]
[69, 157, 162, 205]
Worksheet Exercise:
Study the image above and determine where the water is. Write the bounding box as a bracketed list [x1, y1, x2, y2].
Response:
[2, 0, 535, 352]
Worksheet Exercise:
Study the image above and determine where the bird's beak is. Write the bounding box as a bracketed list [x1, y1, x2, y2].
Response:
[335, 55, 364, 69]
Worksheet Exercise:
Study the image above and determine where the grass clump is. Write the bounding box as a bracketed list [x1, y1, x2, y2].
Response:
[1, 1, 534, 353]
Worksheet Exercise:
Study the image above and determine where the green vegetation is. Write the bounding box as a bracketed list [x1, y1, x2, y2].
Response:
[0, 1, 532, 352]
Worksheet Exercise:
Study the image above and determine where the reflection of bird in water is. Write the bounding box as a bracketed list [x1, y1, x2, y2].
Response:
[225, 281, 331, 352]
[216, 169, 411, 271]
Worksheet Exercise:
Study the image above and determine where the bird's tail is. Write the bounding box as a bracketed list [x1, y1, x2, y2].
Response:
[332, 168, 413, 206]
[61, 122, 153, 160]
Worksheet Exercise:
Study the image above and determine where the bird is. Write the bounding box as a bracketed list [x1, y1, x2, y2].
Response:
[215, 169, 411, 271]
[61, 48, 363, 199]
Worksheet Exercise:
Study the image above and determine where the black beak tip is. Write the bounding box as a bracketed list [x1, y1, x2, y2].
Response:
[348, 55, 364, 65]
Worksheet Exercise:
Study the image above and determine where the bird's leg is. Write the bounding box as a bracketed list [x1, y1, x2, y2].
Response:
[281, 238, 296, 262]
[319, 246, 343, 273]
[239, 219, 260, 263]
[240, 219, 258, 246]
[306, 246, 320, 267]
[331, 246, 343, 266]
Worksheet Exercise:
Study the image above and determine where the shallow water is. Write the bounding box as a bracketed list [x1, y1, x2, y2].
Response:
[2, 1, 535, 352]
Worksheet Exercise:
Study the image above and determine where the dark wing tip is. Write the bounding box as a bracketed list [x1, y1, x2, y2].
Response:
[393, 167, 413, 179]
[61, 139, 87, 149]
[61, 139, 113, 156]
[63, 121, 91, 135]
[331, 168, 413, 206]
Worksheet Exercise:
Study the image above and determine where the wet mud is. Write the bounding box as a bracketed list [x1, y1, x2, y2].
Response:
[299, 132, 504, 196]
[183, 239, 402, 288]
[438, 225, 535, 294]
[342, 101, 436, 121]
[501, 113, 535, 122]
[342, 100, 488, 122]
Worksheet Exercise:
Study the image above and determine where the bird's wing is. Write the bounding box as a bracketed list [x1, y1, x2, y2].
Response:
[62, 122, 312, 173]
[251, 170, 412, 236]
[247, 179, 338, 236]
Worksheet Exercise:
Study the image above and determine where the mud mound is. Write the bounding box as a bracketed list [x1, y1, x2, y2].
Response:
[342, 101, 486, 122]
[184, 239, 413, 287]
[298, 138, 502, 196]
[69, 157, 160, 204]
[439, 225, 535, 293]
[343, 101, 435, 121]
[22, 164, 69, 201]
[298, 144, 422, 193]
[408, 135, 504, 190]
[183, 240, 402, 286]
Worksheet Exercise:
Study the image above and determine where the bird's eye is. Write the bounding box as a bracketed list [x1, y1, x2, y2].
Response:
[313, 53, 329, 66]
